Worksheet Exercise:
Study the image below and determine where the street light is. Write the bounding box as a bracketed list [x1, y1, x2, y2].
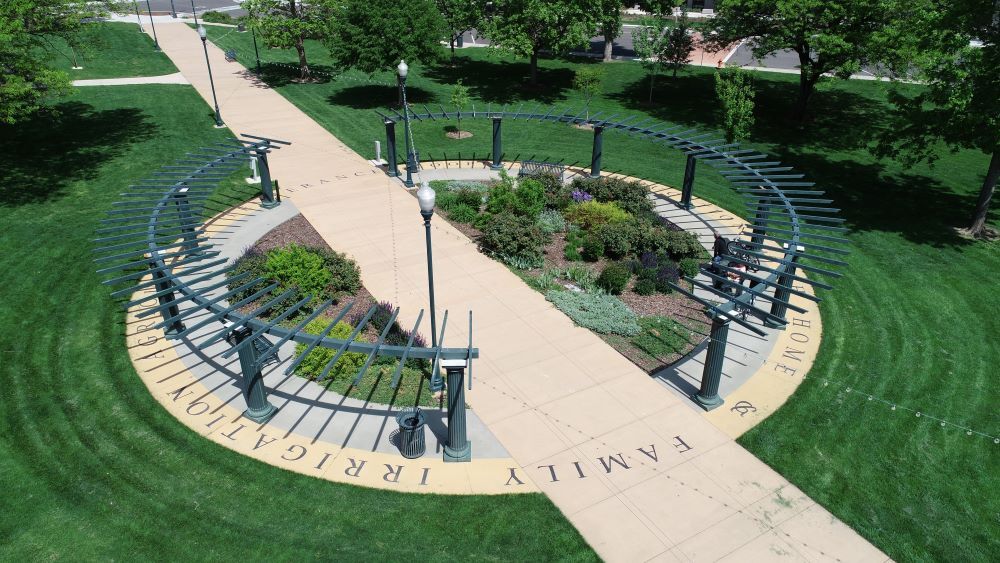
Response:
[144, 0, 160, 51]
[250, 26, 262, 74]
[417, 181, 438, 353]
[397, 59, 418, 188]
[190, 0, 199, 26]
[198, 25, 225, 128]
[169, 0, 177, 18]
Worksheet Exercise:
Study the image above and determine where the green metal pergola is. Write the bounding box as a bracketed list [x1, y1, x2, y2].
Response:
[93, 133, 479, 463]
[377, 104, 850, 411]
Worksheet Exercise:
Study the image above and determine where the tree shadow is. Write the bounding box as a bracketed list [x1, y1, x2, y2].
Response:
[424, 57, 575, 104]
[327, 84, 436, 110]
[610, 72, 890, 152]
[255, 62, 336, 88]
[771, 148, 974, 247]
[0, 101, 155, 208]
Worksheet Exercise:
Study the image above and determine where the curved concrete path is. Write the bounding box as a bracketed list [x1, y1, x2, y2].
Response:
[73, 71, 189, 86]
[142, 21, 886, 562]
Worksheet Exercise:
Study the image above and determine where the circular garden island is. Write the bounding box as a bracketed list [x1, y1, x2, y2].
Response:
[228, 170, 708, 406]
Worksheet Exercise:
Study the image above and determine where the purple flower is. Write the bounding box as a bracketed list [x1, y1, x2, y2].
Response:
[571, 189, 593, 203]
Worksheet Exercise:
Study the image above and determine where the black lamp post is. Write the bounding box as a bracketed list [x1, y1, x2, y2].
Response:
[144, 0, 160, 51]
[169, 0, 177, 18]
[417, 181, 438, 352]
[133, 1, 144, 31]
[198, 25, 225, 128]
[251, 26, 262, 74]
[190, 0, 199, 25]
[397, 59, 417, 188]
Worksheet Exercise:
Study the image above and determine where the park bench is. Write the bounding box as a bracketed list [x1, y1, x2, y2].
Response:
[518, 160, 565, 182]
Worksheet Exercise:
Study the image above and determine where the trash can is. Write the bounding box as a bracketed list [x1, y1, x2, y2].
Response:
[395, 408, 426, 459]
[237, 23, 246, 32]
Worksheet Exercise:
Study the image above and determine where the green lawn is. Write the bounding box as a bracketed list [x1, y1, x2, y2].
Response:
[204, 29, 1000, 560]
[0, 84, 595, 560]
[46, 21, 177, 79]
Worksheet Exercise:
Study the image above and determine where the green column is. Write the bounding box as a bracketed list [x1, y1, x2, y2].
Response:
[694, 314, 728, 410]
[680, 154, 696, 209]
[228, 327, 278, 423]
[256, 149, 279, 209]
[490, 117, 503, 170]
[151, 265, 184, 336]
[173, 188, 197, 251]
[442, 359, 471, 462]
[590, 125, 604, 178]
[385, 119, 399, 177]
[751, 201, 769, 247]
[766, 244, 803, 327]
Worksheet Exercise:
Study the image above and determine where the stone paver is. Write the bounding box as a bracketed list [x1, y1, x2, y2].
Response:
[146, 20, 886, 562]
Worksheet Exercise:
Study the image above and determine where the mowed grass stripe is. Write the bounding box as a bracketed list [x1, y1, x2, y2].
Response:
[0, 84, 596, 560]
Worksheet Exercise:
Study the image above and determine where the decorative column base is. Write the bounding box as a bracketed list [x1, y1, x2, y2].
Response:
[261, 199, 280, 209]
[692, 314, 729, 411]
[244, 402, 278, 424]
[444, 441, 472, 463]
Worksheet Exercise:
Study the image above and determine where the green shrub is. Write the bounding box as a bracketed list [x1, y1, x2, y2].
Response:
[294, 319, 367, 381]
[634, 278, 657, 295]
[679, 257, 701, 279]
[571, 176, 652, 218]
[537, 208, 566, 234]
[448, 203, 479, 223]
[264, 243, 332, 298]
[484, 171, 543, 218]
[453, 188, 484, 209]
[320, 248, 362, 294]
[581, 233, 605, 262]
[201, 11, 234, 24]
[665, 230, 706, 261]
[436, 191, 459, 211]
[478, 212, 548, 267]
[536, 173, 572, 209]
[545, 290, 641, 336]
[597, 262, 631, 295]
[441, 180, 489, 193]
[563, 244, 583, 261]
[595, 220, 640, 259]
[227, 247, 269, 302]
[564, 201, 631, 230]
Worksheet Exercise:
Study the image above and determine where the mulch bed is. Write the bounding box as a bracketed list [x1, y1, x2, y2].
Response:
[241, 213, 377, 320]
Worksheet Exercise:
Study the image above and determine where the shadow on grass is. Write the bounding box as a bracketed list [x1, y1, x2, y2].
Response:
[327, 84, 436, 110]
[0, 101, 155, 207]
[610, 72, 889, 152]
[425, 57, 575, 104]
[254, 62, 336, 88]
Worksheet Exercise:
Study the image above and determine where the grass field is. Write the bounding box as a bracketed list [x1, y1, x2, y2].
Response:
[0, 83, 596, 560]
[47, 22, 178, 79]
[204, 29, 1000, 560]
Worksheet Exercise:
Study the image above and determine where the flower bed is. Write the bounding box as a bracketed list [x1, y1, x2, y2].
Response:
[428, 174, 710, 372]
[227, 214, 437, 407]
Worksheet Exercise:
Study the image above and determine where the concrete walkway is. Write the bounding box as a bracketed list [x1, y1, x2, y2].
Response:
[147, 21, 886, 562]
[73, 71, 189, 86]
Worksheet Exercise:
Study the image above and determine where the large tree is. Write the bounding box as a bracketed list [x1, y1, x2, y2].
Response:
[481, 0, 599, 85]
[326, 0, 445, 75]
[598, 0, 624, 62]
[876, 0, 1000, 238]
[243, 0, 332, 81]
[633, 12, 692, 101]
[0, 0, 113, 124]
[707, 0, 893, 121]
[436, 0, 482, 60]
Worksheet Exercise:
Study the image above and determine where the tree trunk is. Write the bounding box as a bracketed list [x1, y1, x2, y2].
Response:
[295, 35, 310, 80]
[530, 49, 539, 85]
[792, 70, 818, 121]
[968, 149, 999, 237]
[792, 49, 819, 121]
[603, 31, 613, 62]
[450, 35, 456, 60]
[648, 73, 655, 103]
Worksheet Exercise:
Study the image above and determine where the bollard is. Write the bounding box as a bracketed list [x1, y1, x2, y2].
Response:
[442, 359, 471, 462]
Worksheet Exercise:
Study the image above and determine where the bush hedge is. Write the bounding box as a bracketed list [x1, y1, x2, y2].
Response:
[478, 212, 548, 267]
[564, 201, 631, 230]
[294, 319, 367, 381]
[597, 262, 631, 295]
